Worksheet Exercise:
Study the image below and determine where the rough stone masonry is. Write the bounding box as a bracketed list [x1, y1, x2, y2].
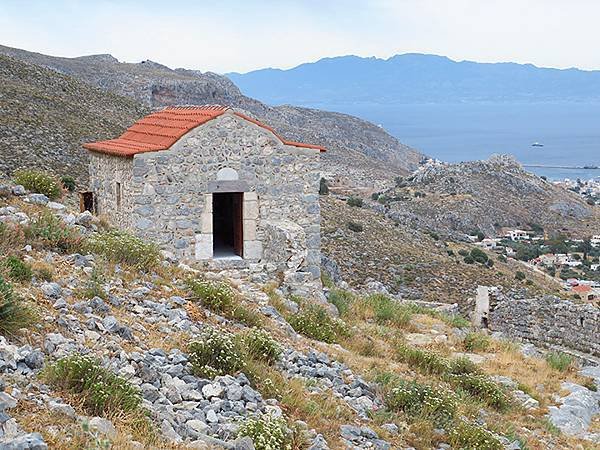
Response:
[85, 107, 323, 286]
[489, 295, 600, 357]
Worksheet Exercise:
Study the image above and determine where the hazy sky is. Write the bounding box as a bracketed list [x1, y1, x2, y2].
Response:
[1, 0, 600, 73]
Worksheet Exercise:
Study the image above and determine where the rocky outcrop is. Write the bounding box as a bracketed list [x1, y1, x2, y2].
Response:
[384, 154, 599, 237]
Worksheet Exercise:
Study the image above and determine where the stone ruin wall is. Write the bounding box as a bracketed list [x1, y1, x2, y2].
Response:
[489, 295, 600, 357]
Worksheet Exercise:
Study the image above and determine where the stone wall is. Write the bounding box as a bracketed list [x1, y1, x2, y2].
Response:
[89, 112, 321, 280]
[88, 152, 134, 228]
[489, 296, 600, 357]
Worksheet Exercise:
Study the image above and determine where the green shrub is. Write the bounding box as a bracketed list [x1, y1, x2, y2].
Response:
[288, 303, 347, 343]
[188, 279, 261, 326]
[396, 345, 449, 375]
[470, 248, 489, 264]
[439, 313, 471, 329]
[463, 256, 475, 264]
[365, 294, 413, 327]
[232, 305, 263, 327]
[515, 271, 526, 281]
[498, 254, 507, 263]
[60, 175, 76, 192]
[448, 420, 503, 450]
[463, 332, 491, 352]
[237, 413, 291, 450]
[458, 249, 469, 257]
[13, 169, 61, 199]
[243, 328, 282, 365]
[86, 230, 159, 269]
[346, 196, 363, 207]
[545, 351, 573, 372]
[26, 212, 83, 252]
[328, 289, 354, 316]
[3, 255, 32, 282]
[44, 355, 142, 415]
[347, 221, 363, 232]
[448, 356, 480, 375]
[386, 380, 457, 425]
[0, 276, 35, 335]
[188, 279, 235, 313]
[188, 327, 245, 378]
[445, 373, 510, 410]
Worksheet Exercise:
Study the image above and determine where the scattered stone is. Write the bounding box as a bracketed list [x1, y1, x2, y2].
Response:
[11, 185, 26, 196]
[88, 417, 117, 439]
[0, 432, 48, 449]
[24, 194, 49, 205]
[40, 282, 62, 299]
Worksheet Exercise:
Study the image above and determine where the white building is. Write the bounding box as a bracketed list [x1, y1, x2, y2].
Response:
[506, 229, 530, 241]
[591, 235, 600, 248]
[476, 238, 499, 250]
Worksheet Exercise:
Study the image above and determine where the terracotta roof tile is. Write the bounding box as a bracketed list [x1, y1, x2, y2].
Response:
[84, 105, 325, 156]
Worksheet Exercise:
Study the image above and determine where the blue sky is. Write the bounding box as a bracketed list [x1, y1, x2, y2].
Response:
[1, 0, 599, 73]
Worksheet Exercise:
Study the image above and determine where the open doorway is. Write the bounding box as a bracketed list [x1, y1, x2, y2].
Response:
[213, 192, 243, 258]
[79, 192, 95, 214]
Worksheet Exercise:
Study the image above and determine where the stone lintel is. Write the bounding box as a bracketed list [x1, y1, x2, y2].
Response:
[207, 180, 250, 193]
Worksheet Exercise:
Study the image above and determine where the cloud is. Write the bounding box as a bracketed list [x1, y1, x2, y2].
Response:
[1, 0, 599, 72]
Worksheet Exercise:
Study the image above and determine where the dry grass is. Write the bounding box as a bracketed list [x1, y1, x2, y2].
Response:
[11, 394, 185, 450]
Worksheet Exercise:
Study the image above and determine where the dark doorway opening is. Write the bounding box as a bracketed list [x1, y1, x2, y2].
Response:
[213, 192, 243, 258]
[79, 192, 95, 214]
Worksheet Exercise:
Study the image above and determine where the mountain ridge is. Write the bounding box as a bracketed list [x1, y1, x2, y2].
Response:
[227, 52, 600, 105]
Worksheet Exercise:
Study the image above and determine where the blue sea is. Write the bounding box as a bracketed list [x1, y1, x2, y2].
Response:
[307, 102, 600, 181]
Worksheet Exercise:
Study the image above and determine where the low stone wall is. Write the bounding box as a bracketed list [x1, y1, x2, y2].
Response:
[489, 296, 600, 357]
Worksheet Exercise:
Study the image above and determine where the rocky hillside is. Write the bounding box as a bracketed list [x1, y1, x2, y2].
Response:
[0, 54, 149, 182]
[1, 182, 599, 449]
[376, 155, 600, 238]
[320, 195, 562, 303]
[0, 45, 422, 186]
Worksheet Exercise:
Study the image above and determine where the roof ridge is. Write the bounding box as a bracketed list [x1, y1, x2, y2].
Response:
[164, 104, 229, 111]
[84, 105, 325, 157]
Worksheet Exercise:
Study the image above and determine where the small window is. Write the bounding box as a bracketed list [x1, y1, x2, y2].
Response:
[116, 182, 122, 209]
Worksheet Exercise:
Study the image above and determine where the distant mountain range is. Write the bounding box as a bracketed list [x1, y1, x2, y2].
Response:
[228, 54, 600, 105]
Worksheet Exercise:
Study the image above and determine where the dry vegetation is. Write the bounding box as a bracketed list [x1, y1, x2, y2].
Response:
[321, 195, 563, 303]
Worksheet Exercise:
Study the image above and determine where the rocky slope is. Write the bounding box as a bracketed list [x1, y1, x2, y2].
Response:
[0, 54, 149, 182]
[320, 194, 562, 302]
[378, 155, 600, 238]
[1, 185, 599, 449]
[0, 45, 422, 186]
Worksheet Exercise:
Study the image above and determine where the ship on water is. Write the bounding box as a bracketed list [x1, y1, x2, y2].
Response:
[531, 142, 544, 147]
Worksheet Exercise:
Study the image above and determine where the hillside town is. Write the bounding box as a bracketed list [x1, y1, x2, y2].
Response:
[472, 229, 600, 301]
[553, 177, 600, 206]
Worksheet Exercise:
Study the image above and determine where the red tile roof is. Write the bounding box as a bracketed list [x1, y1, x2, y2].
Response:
[84, 105, 325, 156]
[572, 284, 592, 294]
